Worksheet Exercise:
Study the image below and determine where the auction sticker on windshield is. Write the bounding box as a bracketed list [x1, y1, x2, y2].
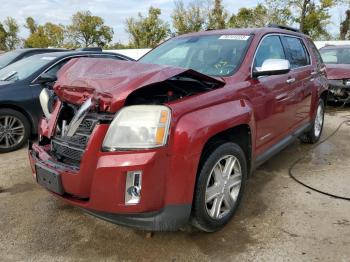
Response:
[219, 35, 250, 40]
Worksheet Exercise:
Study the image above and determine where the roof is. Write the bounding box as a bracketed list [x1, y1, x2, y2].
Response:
[30, 50, 133, 61]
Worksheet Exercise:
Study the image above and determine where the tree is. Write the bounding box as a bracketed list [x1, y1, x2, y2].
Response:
[1, 17, 20, 50]
[67, 11, 113, 47]
[207, 0, 228, 30]
[172, 0, 206, 35]
[24, 22, 65, 48]
[264, 0, 293, 25]
[228, 4, 269, 28]
[0, 23, 6, 51]
[289, 0, 340, 39]
[340, 10, 350, 40]
[25, 17, 37, 34]
[125, 7, 170, 48]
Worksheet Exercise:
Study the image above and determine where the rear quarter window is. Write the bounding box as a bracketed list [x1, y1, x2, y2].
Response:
[282, 36, 310, 69]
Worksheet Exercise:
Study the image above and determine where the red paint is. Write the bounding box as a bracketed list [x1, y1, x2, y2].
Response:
[29, 28, 327, 216]
[325, 64, 350, 80]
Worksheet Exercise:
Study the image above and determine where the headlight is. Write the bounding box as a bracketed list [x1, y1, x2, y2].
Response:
[39, 88, 52, 120]
[102, 105, 171, 150]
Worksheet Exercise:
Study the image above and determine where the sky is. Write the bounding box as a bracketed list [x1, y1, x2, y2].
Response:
[0, 0, 348, 44]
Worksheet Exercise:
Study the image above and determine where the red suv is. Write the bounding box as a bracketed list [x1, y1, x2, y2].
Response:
[29, 25, 328, 232]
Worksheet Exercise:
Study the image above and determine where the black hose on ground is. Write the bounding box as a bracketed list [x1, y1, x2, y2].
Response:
[289, 98, 350, 201]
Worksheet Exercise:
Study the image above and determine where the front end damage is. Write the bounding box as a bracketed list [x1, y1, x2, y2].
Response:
[328, 79, 350, 103]
[326, 64, 350, 103]
[29, 58, 224, 231]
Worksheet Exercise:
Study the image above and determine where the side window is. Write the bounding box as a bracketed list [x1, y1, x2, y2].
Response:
[45, 60, 70, 78]
[308, 39, 324, 66]
[282, 36, 310, 69]
[254, 35, 285, 70]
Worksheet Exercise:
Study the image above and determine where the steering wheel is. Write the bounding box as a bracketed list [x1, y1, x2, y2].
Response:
[214, 61, 236, 75]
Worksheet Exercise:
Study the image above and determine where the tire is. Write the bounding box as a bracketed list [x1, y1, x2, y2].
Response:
[0, 109, 30, 153]
[192, 142, 247, 232]
[299, 99, 325, 144]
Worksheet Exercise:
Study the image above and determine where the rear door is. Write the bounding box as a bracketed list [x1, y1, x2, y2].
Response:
[281, 35, 313, 126]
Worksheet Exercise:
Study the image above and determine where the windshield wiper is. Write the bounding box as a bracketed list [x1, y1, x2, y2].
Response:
[0, 71, 18, 81]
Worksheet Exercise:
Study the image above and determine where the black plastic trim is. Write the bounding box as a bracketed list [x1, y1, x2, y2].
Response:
[254, 123, 311, 168]
[82, 204, 192, 231]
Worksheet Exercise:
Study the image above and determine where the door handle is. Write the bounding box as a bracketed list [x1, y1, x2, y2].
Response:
[286, 78, 296, 84]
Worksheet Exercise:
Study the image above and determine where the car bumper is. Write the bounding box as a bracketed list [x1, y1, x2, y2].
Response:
[28, 141, 192, 231]
[328, 80, 350, 102]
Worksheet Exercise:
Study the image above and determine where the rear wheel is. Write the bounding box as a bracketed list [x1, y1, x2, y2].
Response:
[0, 109, 30, 153]
[192, 142, 247, 232]
[299, 99, 325, 144]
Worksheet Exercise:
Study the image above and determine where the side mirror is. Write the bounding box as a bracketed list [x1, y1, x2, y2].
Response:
[36, 73, 57, 85]
[253, 59, 290, 78]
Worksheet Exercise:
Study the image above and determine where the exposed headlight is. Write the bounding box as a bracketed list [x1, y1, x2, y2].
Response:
[39, 88, 52, 120]
[102, 105, 171, 150]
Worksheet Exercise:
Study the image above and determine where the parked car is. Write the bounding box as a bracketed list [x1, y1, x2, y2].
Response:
[319, 45, 350, 103]
[29, 25, 328, 232]
[0, 48, 67, 70]
[0, 51, 132, 153]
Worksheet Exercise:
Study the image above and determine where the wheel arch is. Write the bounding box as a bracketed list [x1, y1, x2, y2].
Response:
[197, 124, 253, 179]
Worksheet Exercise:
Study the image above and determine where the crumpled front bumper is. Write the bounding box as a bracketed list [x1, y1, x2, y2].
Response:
[328, 79, 350, 102]
[28, 138, 192, 231]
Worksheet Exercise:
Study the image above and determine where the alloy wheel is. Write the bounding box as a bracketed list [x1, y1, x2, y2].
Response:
[314, 103, 324, 138]
[205, 155, 242, 220]
[0, 115, 25, 149]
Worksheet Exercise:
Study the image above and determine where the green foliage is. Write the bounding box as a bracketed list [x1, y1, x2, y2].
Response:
[0, 17, 20, 51]
[67, 11, 113, 47]
[207, 0, 228, 29]
[24, 21, 65, 48]
[25, 17, 37, 34]
[106, 42, 132, 49]
[125, 7, 170, 48]
[172, 0, 206, 35]
[228, 4, 269, 28]
[0, 23, 6, 51]
[289, 0, 340, 40]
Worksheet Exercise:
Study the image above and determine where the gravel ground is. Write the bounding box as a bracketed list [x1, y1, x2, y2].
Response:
[0, 109, 349, 262]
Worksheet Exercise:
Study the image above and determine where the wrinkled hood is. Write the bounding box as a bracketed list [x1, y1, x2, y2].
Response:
[54, 58, 224, 113]
[325, 64, 350, 80]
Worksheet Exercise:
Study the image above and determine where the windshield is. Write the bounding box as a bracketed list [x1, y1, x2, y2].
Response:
[0, 50, 22, 69]
[320, 48, 350, 64]
[0, 54, 56, 82]
[139, 34, 251, 77]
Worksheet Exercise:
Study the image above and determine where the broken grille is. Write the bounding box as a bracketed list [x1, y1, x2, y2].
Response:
[51, 117, 98, 166]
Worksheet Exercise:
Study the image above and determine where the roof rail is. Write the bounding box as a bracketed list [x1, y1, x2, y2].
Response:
[267, 24, 301, 33]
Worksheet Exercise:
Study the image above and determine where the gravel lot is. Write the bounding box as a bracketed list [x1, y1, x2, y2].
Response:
[0, 109, 349, 262]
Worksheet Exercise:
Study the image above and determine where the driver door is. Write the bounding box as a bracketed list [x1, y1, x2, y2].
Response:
[251, 35, 296, 153]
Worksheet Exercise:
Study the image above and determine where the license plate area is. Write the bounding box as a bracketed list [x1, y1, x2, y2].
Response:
[36, 163, 64, 195]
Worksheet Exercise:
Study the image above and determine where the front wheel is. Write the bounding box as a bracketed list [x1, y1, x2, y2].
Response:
[0, 109, 30, 153]
[299, 99, 325, 144]
[192, 142, 247, 232]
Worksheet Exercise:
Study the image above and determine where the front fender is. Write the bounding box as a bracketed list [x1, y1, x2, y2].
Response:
[164, 99, 253, 205]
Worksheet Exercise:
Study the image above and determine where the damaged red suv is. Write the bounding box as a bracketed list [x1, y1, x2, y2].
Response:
[29, 25, 328, 232]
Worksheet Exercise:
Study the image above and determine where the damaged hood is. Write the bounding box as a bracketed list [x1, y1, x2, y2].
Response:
[54, 58, 224, 112]
[325, 64, 350, 80]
